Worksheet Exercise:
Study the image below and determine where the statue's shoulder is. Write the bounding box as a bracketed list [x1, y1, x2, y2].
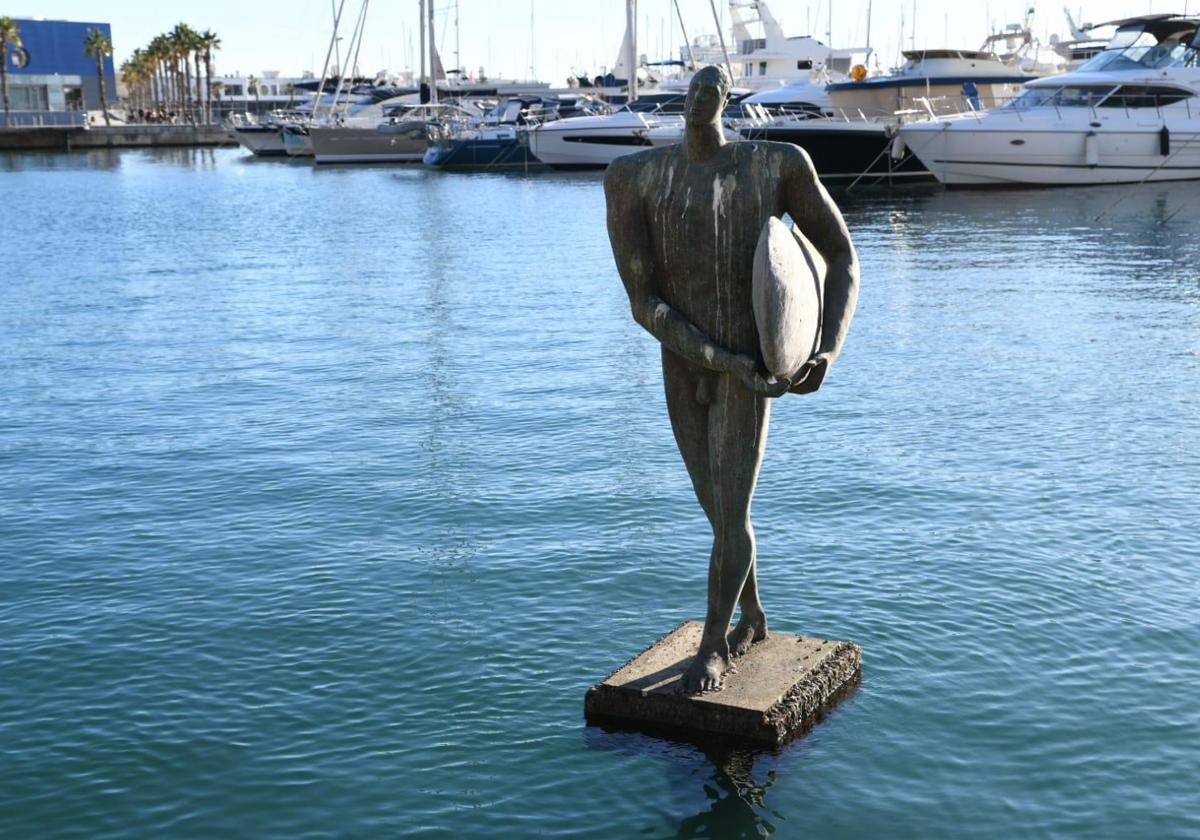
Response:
[739, 139, 816, 174]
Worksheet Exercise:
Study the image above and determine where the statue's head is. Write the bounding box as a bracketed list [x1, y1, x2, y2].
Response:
[685, 65, 731, 126]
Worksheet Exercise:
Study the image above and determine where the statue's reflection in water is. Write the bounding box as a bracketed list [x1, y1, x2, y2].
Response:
[585, 679, 859, 839]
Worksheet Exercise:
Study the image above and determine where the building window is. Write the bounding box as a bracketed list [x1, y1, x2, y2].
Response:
[759, 61, 767, 76]
[226, 85, 243, 96]
[11, 85, 49, 110]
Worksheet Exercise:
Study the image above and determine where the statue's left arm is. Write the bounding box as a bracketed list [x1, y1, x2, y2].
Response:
[780, 147, 860, 392]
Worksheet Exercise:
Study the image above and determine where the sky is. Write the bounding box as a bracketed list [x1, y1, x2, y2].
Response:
[13, 0, 1189, 83]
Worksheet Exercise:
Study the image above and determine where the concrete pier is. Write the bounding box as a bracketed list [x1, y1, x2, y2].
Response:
[585, 620, 861, 744]
[0, 125, 237, 151]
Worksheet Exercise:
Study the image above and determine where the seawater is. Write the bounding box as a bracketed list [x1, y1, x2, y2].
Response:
[1, 148, 1198, 839]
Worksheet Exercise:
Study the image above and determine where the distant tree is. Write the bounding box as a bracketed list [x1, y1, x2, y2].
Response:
[286, 82, 295, 108]
[0, 16, 22, 127]
[248, 74, 260, 113]
[83, 28, 114, 126]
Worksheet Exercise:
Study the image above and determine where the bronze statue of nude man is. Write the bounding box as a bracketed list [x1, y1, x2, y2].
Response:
[604, 65, 860, 694]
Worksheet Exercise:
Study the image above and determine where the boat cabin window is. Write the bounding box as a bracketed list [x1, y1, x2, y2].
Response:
[1098, 85, 1196, 108]
[1004, 85, 1117, 109]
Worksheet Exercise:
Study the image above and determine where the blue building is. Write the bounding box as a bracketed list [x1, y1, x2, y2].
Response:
[5, 18, 116, 112]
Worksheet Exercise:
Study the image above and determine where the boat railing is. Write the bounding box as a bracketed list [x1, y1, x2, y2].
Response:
[909, 91, 1199, 123]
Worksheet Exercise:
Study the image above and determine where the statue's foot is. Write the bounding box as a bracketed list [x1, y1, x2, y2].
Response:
[680, 648, 730, 694]
[727, 611, 768, 657]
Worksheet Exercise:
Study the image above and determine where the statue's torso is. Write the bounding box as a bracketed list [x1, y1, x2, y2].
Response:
[637, 142, 791, 357]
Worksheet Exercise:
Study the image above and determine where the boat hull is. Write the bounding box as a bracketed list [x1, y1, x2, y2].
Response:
[281, 127, 313, 157]
[309, 124, 428, 165]
[739, 121, 932, 182]
[423, 137, 542, 169]
[527, 125, 657, 169]
[899, 121, 1200, 186]
[233, 126, 287, 157]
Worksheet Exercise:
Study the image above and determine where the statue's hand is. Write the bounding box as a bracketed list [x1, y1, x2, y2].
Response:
[788, 354, 831, 395]
[731, 354, 790, 398]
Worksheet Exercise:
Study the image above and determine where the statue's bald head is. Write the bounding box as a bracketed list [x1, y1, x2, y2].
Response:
[685, 65, 731, 125]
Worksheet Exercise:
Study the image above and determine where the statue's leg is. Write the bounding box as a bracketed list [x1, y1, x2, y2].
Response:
[662, 347, 716, 526]
[683, 373, 771, 693]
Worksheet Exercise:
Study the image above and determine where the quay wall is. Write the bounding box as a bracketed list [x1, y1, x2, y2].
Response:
[0, 125, 237, 151]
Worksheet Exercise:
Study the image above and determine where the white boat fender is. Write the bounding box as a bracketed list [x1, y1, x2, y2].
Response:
[1085, 130, 1099, 168]
[890, 133, 907, 161]
[1160, 126, 1170, 156]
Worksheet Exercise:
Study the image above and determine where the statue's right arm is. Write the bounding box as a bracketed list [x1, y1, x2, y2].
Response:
[603, 161, 735, 374]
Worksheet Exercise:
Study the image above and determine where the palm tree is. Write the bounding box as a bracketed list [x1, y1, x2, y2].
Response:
[200, 30, 220, 125]
[248, 74, 260, 113]
[170, 24, 197, 122]
[0, 17, 22, 128]
[285, 82, 296, 108]
[189, 31, 203, 125]
[147, 34, 170, 117]
[83, 28, 113, 126]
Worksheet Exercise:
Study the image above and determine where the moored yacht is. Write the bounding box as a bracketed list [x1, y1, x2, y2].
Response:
[898, 15, 1200, 186]
[309, 103, 470, 164]
[424, 96, 605, 170]
[739, 45, 1041, 182]
[526, 92, 685, 170]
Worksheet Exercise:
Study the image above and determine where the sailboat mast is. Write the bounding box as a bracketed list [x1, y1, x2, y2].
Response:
[707, 0, 734, 82]
[314, 0, 348, 120]
[672, 0, 697, 70]
[626, 0, 638, 101]
[429, 0, 439, 104]
[419, 0, 427, 99]
[866, 0, 873, 53]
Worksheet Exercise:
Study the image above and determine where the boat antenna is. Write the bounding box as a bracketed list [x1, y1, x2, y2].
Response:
[672, 0, 697, 70]
[866, 0, 873, 52]
[707, 0, 735, 82]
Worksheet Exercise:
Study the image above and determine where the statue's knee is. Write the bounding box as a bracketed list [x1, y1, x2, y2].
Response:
[716, 523, 754, 556]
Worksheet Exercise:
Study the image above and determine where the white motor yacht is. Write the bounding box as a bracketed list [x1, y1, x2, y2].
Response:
[898, 15, 1200, 186]
[725, 0, 870, 90]
[526, 93, 683, 170]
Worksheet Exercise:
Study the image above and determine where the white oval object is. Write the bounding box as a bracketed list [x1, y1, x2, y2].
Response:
[752, 216, 825, 380]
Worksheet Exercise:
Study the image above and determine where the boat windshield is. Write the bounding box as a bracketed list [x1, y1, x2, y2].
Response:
[1076, 23, 1200, 71]
[1003, 85, 1118, 110]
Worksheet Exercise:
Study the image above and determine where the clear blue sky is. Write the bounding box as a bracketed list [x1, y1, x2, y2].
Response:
[14, 1, 1183, 83]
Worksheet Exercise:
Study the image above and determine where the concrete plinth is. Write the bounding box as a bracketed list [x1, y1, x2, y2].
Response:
[585, 620, 861, 744]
